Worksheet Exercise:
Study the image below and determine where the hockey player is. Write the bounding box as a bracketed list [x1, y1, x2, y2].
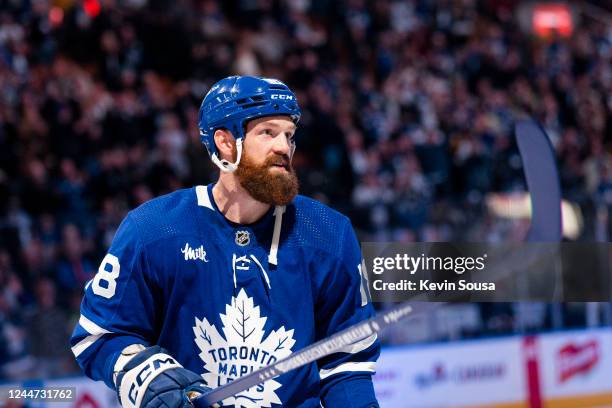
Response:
[70, 76, 380, 408]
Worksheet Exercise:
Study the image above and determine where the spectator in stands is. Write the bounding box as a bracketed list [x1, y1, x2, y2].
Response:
[26, 277, 75, 378]
[0, 250, 32, 380]
[55, 224, 95, 297]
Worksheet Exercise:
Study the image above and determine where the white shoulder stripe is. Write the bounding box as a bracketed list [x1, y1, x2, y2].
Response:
[337, 333, 377, 354]
[195, 185, 215, 211]
[79, 314, 111, 336]
[71, 315, 112, 358]
[319, 361, 376, 380]
[72, 334, 104, 358]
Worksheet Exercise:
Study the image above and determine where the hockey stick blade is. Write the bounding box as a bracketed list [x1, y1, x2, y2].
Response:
[193, 301, 435, 407]
[515, 119, 562, 241]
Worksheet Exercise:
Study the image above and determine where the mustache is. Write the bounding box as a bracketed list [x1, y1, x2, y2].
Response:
[264, 154, 291, 168]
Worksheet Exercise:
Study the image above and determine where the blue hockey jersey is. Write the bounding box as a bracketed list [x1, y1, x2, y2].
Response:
[70, 184, 380, 407]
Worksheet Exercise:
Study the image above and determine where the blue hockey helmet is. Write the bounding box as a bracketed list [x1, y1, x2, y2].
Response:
[198, 76, 301, 172]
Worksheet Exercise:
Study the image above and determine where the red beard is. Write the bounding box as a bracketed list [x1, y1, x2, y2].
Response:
[235, 151, 299, 206]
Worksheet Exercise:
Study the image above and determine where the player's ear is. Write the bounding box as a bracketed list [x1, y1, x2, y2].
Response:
[214, 129, 236, 161]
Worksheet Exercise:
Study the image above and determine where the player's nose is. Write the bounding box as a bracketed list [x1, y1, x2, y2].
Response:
[271, 134, 291, 155]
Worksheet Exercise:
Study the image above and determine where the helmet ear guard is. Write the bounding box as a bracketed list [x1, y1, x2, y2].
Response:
[210, 137, 243, 173]
[198, 76, 301, 173]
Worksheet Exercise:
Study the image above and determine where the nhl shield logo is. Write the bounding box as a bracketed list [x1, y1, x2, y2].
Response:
[235, 230, 250, 246]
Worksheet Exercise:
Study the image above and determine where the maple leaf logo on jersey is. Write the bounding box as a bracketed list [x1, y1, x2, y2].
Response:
[193, 289, 296, 407]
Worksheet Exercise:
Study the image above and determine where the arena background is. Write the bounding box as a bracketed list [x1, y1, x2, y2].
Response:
[0, 0, 610, 407]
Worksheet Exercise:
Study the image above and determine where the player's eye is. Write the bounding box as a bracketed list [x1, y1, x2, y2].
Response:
[260, 128, 273, 136]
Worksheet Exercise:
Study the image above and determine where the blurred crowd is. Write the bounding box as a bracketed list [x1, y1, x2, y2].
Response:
[0, 0, 610, 381]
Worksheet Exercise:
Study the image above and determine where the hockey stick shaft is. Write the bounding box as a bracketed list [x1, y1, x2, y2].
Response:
[514, 120, 562, 241]
[193, 301, 436, 407]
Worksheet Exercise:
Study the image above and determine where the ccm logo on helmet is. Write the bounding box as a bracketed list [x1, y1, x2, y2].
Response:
[271, 94, 294, 100]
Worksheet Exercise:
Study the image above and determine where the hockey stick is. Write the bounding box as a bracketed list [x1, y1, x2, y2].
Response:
[193, 118, 562, 407]
[514, 120, 562, 241]
[193, 301, 436, 407]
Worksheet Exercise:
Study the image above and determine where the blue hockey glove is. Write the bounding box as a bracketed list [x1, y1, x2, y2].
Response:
[115, 345, 212, 408]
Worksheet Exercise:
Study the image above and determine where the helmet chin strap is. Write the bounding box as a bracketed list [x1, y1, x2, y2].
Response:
[211, 138, 243, 173]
